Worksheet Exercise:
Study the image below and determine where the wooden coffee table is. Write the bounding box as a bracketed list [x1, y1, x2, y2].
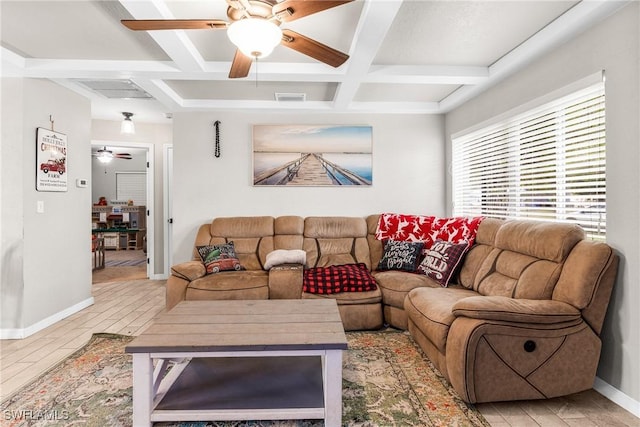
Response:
[125, 299, 348, 426]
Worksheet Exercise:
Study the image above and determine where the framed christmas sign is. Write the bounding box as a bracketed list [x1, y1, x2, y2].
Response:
[36, 127, 67, 192]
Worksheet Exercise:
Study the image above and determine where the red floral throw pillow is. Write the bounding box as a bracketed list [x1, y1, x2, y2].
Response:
[416, 240, 470, 287]
[303, 263, 377, 294]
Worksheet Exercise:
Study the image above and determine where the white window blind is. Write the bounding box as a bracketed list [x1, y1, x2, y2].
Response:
[116, 172, 147, 205]
[452, 82, 606, 240]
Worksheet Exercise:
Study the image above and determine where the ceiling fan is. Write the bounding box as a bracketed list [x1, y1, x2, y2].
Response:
[121, 0, 353, 78]
[93, 146, 133, 163]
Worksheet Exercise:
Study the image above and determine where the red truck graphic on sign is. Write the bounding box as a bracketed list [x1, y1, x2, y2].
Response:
[40, 159, 65, 174]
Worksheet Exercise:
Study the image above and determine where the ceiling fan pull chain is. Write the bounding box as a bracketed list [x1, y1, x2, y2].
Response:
[214, 120, 221, 158]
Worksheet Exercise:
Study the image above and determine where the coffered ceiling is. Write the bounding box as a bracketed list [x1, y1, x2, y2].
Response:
[0, 1, 627, 123]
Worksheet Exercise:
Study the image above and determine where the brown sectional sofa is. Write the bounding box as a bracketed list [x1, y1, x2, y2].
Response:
[167, 214, 618, 404]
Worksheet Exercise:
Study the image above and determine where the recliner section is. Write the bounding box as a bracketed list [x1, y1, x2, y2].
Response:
[166, 214, 618, 404]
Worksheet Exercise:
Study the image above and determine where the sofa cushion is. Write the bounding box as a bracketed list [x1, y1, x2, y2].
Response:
[373, 270, 438, 309]
[302, 287, 382, 305]
[405, 286, 478, 353]
[197, 242, 244, 274]
[274, 216, 304, 250]
[303, 217, 371, 269]
[495, 220, 584, 263]
[199, 216, 275, 270]
[187, 270, 269, 300]
[377, 240, 424, 272]
[303, 263, 377, 294]
[416, 240, 470, 287]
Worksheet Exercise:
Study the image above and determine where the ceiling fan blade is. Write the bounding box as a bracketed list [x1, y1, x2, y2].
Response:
[229, 49, 253, 79]
[121, 19, 227, 31]
[281, 29, 348, 68]
[115, 156, 133, 160]
[115, 153, 131, 157]
[273, 0, 353, 23]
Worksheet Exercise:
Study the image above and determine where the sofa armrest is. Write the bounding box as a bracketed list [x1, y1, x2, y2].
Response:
[452, 296, 581, 324]
[171, 261, 206, 281]
[268, 264, 304, 299]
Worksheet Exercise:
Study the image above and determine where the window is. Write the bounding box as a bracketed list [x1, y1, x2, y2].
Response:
[452, 82, 606, 240]
[116, 172, 147, 205]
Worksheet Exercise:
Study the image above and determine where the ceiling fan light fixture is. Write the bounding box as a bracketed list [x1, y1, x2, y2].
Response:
[97, 152, 112, 163]
[227, 18, 282, 59]
[121, 112, 135, 135]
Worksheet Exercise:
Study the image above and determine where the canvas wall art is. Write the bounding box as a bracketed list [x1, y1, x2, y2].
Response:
[253, 125, 372, 186]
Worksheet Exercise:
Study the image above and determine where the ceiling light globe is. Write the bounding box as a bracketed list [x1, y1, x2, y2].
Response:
[227, 18, 282, 59]
[121, 112, 135, 135]
[97, 154, 112, 164]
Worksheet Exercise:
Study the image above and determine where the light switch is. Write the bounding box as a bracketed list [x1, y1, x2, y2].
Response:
[37, 201, 44, 213]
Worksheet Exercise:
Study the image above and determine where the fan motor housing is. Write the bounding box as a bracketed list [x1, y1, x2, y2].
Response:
[227, 0, 277, 21]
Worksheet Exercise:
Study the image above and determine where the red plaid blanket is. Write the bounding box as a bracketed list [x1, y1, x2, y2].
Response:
[303, 263, 377, 294]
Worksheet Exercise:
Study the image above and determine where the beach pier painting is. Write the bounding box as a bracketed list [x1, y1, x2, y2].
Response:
[253, 125, 372, 186]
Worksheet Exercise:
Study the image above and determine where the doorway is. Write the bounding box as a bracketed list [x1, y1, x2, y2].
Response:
[91, 141, 155, 283]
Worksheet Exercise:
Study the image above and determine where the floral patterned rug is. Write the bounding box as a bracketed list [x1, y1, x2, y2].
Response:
[1, 331, 489, 427]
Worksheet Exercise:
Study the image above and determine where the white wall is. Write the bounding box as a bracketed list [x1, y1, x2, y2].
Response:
[1, 77, 93, 335]
[172, 112, 445, 264]
[445, 3, 640, 404]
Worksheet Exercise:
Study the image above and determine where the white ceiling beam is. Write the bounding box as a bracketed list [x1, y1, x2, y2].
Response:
[366, 65, 489, 85]
[118, 0, 206, 72]
[131, 79, 184, 111]
[14, 56, 488, 86]
[0, 47, 26, 77]
[333, 0, 404, 110]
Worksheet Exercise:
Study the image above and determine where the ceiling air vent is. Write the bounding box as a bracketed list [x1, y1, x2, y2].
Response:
[275, 92, 306, 102]
[74, 79, 154, 100]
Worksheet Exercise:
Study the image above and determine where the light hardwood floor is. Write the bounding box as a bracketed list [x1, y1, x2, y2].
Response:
[1, 279, 639, 426]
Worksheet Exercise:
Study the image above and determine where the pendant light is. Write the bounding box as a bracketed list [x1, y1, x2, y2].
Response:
[121, 112, 135, 135]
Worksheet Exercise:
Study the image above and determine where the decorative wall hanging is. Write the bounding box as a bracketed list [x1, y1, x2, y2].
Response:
[36, 127, 67, 192]
[253, 125, 372, 186]
[213, 120, 221, 158]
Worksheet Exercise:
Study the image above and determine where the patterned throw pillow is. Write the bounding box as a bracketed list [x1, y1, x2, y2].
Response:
[416, 240, 470, 287]
[375, 213, 483, 248]
[429, 216, 484, 246]
[377, 240, 424, 272]
[196, 242, 244, 274]
[376, 213, 435, 242]
[303, 263, 377, 294]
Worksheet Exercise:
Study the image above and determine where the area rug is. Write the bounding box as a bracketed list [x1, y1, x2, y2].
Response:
[0, 332, 489, 427]
[105, 258, 147, 267]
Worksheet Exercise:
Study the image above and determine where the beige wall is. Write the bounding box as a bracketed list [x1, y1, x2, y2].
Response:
[445, 3, 640, 403]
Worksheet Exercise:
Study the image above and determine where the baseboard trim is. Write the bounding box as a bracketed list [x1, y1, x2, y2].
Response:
[594, 376, 640, 418]
[0, 297, 94, 339]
